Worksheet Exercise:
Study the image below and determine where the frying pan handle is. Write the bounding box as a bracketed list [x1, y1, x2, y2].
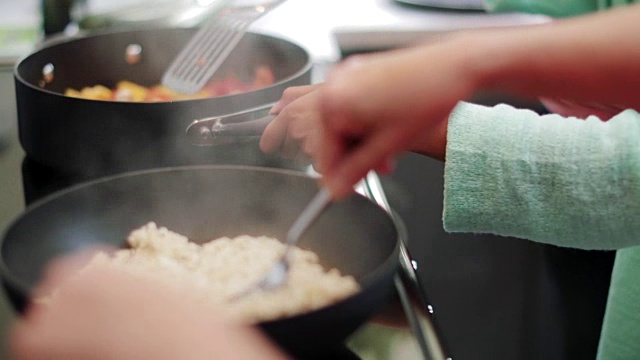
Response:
[214, 114, 275, 136]
[186, 103, 276, 146]
[394, 242, 451, 360]
[360, 172, 452, 360]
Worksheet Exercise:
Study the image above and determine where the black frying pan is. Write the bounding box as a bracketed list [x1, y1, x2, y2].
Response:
[0, 165, 399, 358]
[14, 28, 313, 178]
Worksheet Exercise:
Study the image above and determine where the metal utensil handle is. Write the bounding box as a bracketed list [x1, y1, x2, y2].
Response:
[285, 187, 332, 247]
[215, 114, 275, 136]
[185, 102, 276, 145]
[361, 172, 451, 360]
[395, 237, 450, 360]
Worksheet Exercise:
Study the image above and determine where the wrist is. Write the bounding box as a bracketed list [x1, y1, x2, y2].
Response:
[410, 117, 448, 161]
[452, 30, 507, 94]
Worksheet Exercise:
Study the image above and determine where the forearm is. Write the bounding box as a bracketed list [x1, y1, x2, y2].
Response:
[462, 4, 640, 110]
[443, 102, 640, 250]
[313, 3, 640, 198]
[408, 5, 640, 159]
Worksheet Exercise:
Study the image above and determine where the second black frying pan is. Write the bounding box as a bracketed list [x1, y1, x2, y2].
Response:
[14, 28, 312, 178]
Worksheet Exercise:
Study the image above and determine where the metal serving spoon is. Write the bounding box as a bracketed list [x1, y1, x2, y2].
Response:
[229, 187, 333, 300]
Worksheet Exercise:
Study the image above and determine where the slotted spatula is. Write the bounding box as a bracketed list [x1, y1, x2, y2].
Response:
[161, 0, 287, 94]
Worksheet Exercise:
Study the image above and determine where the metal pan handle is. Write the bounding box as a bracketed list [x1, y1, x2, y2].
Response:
[186, 102, 275, 146]
[360, 172, 452, 360]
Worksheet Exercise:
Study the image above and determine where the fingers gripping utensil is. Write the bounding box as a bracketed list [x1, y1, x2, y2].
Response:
[229, 187, 333, 300]
[162, 0, 287, 94]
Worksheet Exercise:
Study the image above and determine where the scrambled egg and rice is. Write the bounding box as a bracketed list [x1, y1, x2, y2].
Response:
[72, 222, 360, 323]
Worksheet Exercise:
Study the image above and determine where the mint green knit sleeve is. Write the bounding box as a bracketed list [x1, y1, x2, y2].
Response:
[443, 102, 640, 250]
[597, 246, 640, 360]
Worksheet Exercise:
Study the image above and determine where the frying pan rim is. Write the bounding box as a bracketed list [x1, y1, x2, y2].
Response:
[13, 27, 314, 104]
[0, 164, 400, 323]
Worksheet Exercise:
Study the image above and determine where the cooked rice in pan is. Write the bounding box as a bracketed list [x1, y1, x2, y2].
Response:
[78, 222, 360, 323]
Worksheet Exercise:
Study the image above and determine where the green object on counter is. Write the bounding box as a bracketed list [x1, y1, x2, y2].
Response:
[484, 0, 638, 17]
[0, 27, 39, 62]
[348, 324, 421, 360]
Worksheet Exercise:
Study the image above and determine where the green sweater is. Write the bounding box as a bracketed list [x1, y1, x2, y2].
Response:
[444, 102, 640, 359]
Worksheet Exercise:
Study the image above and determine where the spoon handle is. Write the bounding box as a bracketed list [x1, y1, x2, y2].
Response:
[285, 187, 333, 247]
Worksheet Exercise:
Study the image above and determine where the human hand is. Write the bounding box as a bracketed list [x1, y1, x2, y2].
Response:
[317, 39, 475, 198]
[10, 252, 289, 360]
[259, 84, 324, 167]
[259, 83, 398, 176]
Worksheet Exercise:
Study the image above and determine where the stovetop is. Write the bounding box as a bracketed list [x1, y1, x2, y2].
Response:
[18, 155, 433, 360]
[5, 33, 439, 356]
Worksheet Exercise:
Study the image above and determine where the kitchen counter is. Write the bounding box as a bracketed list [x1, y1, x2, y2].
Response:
[250, 0, 549, 62]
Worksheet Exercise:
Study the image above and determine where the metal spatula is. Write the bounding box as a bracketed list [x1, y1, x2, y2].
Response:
[161, 0, 287, 94]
